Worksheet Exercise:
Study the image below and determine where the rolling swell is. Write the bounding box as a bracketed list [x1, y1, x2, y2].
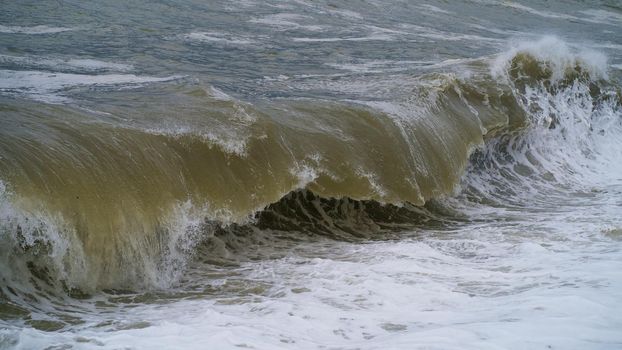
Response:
[0, 38, 619, 298]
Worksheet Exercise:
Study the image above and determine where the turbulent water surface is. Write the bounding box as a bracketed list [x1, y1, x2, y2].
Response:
[1, 0, 622, 349]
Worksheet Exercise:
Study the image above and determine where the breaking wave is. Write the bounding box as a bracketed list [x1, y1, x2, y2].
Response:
[0, 37, 620, 303]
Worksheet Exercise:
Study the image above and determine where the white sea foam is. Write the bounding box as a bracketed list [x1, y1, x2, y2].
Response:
[145, 124, 251, 157]
[416, 4, 452, 15]
[292, 25, 414, 44]
[580, 9, 622, 26]
[0, 70, 181, 103]
[397, 23, 504, 43]
[518, 81, 622, 186]
[586, 42, 622, 51]
[291, 34, 393, 43]
[0, 54, 133, 72]
[326, 57, 477, 75]
[0, 181, 89, 289]
[5, 208, 621, 349]
[183, 32, 255, 45]
[0, 24, 75, 34]
[290, 164, 319, 189]
[250, 13, 326, 31]
[207, 85, 234, 101]
[327, 60, 415, 73]
[463, 37, 622, 214]
[466, 23, 532, 37]
[355, 168, 388, 198]
[485, 1, 622, 26]
[496, 1, 579, 20]
[326, 8, 363, 19]
[155, 200, 212, 288]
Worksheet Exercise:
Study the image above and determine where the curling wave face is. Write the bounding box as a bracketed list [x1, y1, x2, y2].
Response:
[0, 37, 620, 302]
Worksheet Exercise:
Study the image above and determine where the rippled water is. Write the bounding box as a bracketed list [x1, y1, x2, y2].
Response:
[1, 1, 622, 349]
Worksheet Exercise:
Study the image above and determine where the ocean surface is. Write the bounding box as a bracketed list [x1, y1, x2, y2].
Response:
[1, 1, 622, 349]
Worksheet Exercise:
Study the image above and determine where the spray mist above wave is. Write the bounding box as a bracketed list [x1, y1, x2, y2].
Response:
[0, 37, 619, 295]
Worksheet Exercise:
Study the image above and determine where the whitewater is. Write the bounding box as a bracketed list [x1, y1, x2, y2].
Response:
[1, 1, 622, 349]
